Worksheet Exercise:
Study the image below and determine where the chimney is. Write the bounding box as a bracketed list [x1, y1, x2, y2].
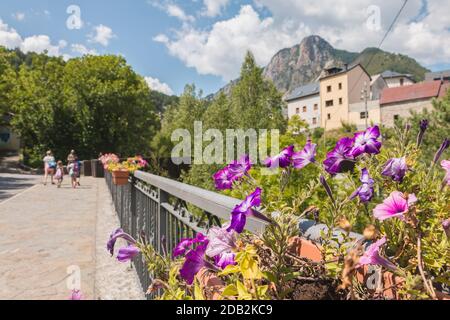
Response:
[344, 63, 348, 71]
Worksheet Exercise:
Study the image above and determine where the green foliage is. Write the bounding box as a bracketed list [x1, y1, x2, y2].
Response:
[403, 95, 450, 164]
[354, 47, 429, 81]
[230, 51, 286, 131]
[5, 50, 158, 165]
[220, 245, 270, 300]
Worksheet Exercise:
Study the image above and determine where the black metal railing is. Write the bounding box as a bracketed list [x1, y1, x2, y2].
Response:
[105, 170, 269, 298]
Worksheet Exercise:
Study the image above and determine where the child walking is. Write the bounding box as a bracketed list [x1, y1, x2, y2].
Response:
[54, 161, 64, 188]
[67, 160, 80, 189]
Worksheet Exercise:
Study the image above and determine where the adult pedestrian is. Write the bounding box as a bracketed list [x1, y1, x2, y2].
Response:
[43, 150, 56, 185]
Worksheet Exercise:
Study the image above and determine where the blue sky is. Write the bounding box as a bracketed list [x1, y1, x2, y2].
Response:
[0, 0, 449, 96]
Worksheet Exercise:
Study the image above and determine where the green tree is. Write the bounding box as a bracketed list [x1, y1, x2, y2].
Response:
[230, 51, 286, 132]
[9, 54, 67, 165]
[63, 55, 158, 160]
[0, 50, 17, 121]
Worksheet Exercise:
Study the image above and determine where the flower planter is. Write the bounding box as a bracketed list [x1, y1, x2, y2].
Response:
[112, 170, 129, 186]
[91, 159, 104, 178]
[287, 236, 450, 300]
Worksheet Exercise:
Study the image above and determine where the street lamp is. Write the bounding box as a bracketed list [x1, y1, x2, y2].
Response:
[361, 81, 370, 129]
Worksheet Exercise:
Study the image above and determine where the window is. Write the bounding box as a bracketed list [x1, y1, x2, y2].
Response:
[312, 117, 317, 125]
[339, 98, 343, 105]
[400, 78, 404, 86]
[303, 106, 307, 113]
[327, 113, 331, 120]
[360, 111, 368, 119]
[296, 107, 300, 114]
[325, 100, 334, 107]
[327, 85, 332, 92]
[338, 83, 342, 90]
[314, 104, 318, 111]
[394, 114, 399, 121]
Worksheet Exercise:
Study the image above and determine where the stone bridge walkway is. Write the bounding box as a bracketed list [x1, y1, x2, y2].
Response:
[0, 174, 144, 300]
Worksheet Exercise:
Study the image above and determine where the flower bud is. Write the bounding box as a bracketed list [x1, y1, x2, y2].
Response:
[363, 225, 378, 240]
[338, 218, 352, 233]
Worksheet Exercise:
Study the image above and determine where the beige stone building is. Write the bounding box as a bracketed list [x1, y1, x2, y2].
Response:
[319, 64, 371, 131]
[380, 80, 450, 127]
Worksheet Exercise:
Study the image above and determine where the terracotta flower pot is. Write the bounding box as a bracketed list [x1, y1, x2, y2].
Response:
[287, 236, 450, 300]
[112, 170, 129, 186]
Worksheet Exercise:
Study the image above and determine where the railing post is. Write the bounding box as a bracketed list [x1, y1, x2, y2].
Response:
[157, 188, 168, 254]
[130, 175, 137, 239]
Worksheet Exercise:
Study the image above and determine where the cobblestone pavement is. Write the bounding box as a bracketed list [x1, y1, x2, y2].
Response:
[0, 176, 144, 300]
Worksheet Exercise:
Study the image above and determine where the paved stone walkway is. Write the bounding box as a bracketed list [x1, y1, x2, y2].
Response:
[0, 173, 41, 202]
[0, 175, 144, 300]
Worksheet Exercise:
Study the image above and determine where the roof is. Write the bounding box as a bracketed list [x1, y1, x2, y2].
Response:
[285, 82, 320, 101]
[425, 69, 450, 81]
[380, 70, 413, 79]
[380, 80, 443, 105]
[319, 64, 371, 81]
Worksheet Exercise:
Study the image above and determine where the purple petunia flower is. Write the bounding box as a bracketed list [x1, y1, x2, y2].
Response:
[434, 138, 450, 164]
[350, 168, 374, 203]
[292, 139, 317, 169]
[117, 245, 140, 262]
[214, 252, 236, 269]
[107, 228, 136, 256]
[373, 191, 417, 221]
[320, 175, 335, 204]
[179, 243, 208, 285]
[264, 145, 294, 169]
[213, 155, 252, 190]
[350, 126, 382, 157]
[213, 167, 233, 190]
[69, 289, 83, 300]
[323, 137, 355, 175]
[205, 226, 237, 258]
[357, 237, 397, 271]
[417, 119, 429, 147]
[228, 188, 270, 234]
[228, 155, 252, 180]
[205, 226, 237, 269]
[382, 157, 408, 182]
[173, 233, 208, 258]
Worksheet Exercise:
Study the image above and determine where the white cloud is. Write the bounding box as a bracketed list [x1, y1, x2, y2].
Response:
[88, 24, 116, 46]
[167, 4, 195, 23]
[155, 5, 311, 80]
[145, 76, 174, 95]
[71, 43, 98, 56]
[255, 0, 450, 67]
[201, 0, 230, 17]
[156, 1, 450, 80]
[0, 19, 67, 57]
[153, 34, 169, 44]
[20, 35, 66, 56]
[0, 19, 23, 48]
[12, 12, 25, 21]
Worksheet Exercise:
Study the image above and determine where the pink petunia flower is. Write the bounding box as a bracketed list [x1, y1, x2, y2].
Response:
[357, 237, 397, 271]
[373, 191, 417, 221]
[441, 160, 450, 186]
[69, 289, 83, 300]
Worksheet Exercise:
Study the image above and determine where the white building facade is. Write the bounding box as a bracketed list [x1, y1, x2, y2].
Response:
[285, 82, 321, 129]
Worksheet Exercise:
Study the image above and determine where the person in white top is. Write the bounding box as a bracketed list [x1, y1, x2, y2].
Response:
[43, 150, 56, 185]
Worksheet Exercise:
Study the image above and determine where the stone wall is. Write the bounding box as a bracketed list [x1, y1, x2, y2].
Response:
[380, 99, 434, 128]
